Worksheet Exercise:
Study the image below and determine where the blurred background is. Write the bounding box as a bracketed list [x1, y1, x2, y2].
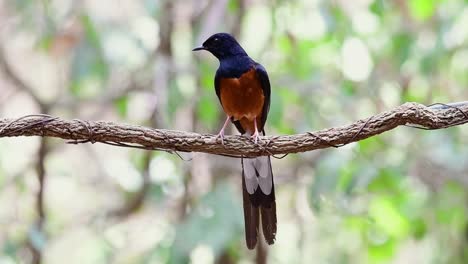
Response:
[1, 0, 468, 263]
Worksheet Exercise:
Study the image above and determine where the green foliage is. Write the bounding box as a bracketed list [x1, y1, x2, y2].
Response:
[114, 96, 129, 117]
[391, 33, 413, 66]
[70, 15, 108, 98]
[409, 0, 438, 21]
[197, 94, 219, 128]
[170, 183, 243, 263]
[3, 0, 468, 263]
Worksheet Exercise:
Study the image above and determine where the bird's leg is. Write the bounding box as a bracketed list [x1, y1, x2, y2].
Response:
[217, 115, 231, 145]
[252, 118, 260, 144]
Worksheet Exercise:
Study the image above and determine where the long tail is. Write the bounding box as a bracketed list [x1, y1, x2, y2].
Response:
[241, 156, 277, 249]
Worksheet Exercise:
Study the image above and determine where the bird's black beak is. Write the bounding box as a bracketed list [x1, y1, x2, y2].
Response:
[192, 46, 205, 51]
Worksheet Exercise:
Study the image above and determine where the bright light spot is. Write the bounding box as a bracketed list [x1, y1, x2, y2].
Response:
[131, 16, 159, 51]
[273, 222, 300, 263]
[173, 27, 193, 65]
[352, 11, 379, 35]
[416, 30, 436, 51]
[149, 156, 184, 198]
[105, 160, 142, 191]
[199, 205, 214, 218]
[177, 74, 196, 98]
[0, 137, 37, 175]
[356, 98, 376, 118]
[149, 156, 176, 183]
[104, 227, 126, 249]
[451, 49, 468, 73]
[0, 256, 16, 264]
[241, 5, 272, 56]
[408, 77, 430, 97]
[380, 82, 401, 107]
[103, 31, 145, 68]
[275, 3, 326, 40]
[341, 38, 373, 82]
[127, 92, 153, 121]
[291, 10, 327, 40]
[190, 244, 214, 264]
[443, 8, 468, 48]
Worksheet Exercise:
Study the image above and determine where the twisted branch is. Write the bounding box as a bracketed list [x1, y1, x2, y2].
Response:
[0, 102, 467, 158]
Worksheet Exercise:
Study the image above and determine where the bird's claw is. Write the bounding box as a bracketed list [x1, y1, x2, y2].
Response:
[251, 131, 259, 144]
[216, 131, 225, 145]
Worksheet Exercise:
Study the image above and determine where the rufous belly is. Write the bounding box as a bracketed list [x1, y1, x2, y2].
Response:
[219, 68, 265, 133]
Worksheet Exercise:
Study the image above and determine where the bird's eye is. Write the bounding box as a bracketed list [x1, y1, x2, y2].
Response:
[213, 38, 219, 42]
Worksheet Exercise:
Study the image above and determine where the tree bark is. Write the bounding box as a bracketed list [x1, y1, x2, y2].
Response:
[0, 102, 467, 158]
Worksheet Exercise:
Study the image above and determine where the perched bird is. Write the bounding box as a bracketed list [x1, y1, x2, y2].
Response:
[193, 33, 276, 249]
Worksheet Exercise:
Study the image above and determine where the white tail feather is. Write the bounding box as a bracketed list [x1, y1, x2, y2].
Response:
[244, 158, 259, 194]
[242, 131, 273, 195]
[256, 156, 272, 194]
[243, 156, 272, 195]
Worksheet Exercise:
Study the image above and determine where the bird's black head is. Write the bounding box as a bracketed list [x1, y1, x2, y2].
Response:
[193, 33, 247, 60]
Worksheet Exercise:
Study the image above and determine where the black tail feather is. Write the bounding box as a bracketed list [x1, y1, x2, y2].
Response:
[242, 173, 259, 250]
[260, 183, 276, 245]
[241, 157, 276, 249]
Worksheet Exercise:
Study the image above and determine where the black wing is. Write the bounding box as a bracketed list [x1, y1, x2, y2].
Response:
[214, 69, 222, 104]
[254, 63, 271, 134]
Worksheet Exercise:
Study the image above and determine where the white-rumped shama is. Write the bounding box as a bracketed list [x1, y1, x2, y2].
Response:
[193, 33, 276, 250]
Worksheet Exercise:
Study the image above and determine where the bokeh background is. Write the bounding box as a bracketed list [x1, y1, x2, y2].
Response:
[1, 0, 468, 263]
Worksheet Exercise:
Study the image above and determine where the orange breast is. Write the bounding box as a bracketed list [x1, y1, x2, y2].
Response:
[219, 68, 265, 133]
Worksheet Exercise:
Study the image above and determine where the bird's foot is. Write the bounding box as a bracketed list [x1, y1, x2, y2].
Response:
[216, 130, 225, 145]
[251, 130, 259, 144]
[216, 115, 231, 145]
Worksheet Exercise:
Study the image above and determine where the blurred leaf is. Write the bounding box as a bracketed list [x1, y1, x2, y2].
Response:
[411, 218, 427, 240]
[28, 225, 46, 252]
[358, 136, 385, 156]
[421, 53, 440, 75]
[367, 238, 396, 263]
[369, 196, 410, 238]
[366, 168, 402, 193]
[114, 96, 128, 117]
[167, 80, 183, 117]
[345, 216, 370, 232]
[2, 239, 18, 259]
[11, 0, 36, 28]
[170, 183, 243, 263]
[369, 0, 386, 16]
[404, 81, 429, 102]
[337, 163, 357, 194]
[148, 184, 165, 202]
[435, 182, 467, 227]
[81, 14, 101, 49]
[70, 42, 108, 97]
[36, 34, 54, 51]
[70, 16, 108, 98]
[278, 86, 301, 104]
[130, 150, 148, 171]
[292, 40, 318, 79]
[197, 94, 219, 129]
[392, 33, 412, 66]
[268, 89, 284, 131]
[13, 0, 33, 10]
[277, 35, 293, 54]
[144, 243, 171, 264]
[341, 80, 357, 96]
[228, 0, 240, 12]
[409, 0, 437, 21]
[309, 153, 351, 212]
